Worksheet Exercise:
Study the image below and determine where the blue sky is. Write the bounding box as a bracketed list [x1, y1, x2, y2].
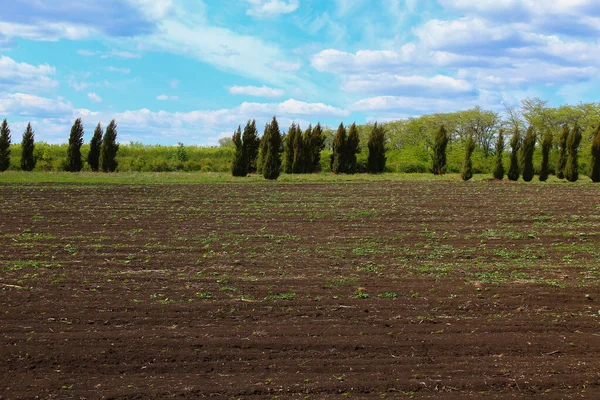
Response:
[2, 0, 600, 145]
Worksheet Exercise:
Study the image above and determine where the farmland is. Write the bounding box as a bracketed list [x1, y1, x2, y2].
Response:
[2, 177, 600, 398]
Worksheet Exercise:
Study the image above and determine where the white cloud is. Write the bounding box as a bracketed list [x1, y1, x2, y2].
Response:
[101, 50, 141, 59]
[245, 0, 299, 17]
[169, 79, 180, 88]
[228, 85, 284, 98]
[156, 94, 179, 101]
[0, 93, 73, 117]
[107, 66, 131, 74]
[272, 60, 301, 72]
[350, 95, 479, 113]
[342, 74, 474, 96]
[125, 0, 174, 20]
[77, 49, 98, 56]
[311, 49, 404, 73]
[0, 21, 96, 41]
[0, 55, 58, 92]
[87, 93, 102, 103]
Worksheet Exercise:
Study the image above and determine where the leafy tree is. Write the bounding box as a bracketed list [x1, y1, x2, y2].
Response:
[242, 119, 260, 173]
[292, 123, 305, 174]
[493, 130, 505, 179]
[100, 119, 119, 172]
[520, 126, 536, 182]
[539, 131, 553, 182]
[284, 123, 297, 174]
[556, 124, 569, 179]
[65, 118, 85, 172]
[88, 123, 103, 171]
[461, 134, 475, 181]
[0, 119, 11, 172]
[306, 123, 326, 173]
[507, 128, 521, 181]
[231, 126, 247, 177]
[20, 123, 36, 171]
[262, 116, 283, 180]
[367, 122, 386, 173]
[176, 142, 188, 163]
[565, 123, 582, 182]
[346, 122, 360, 174]
[431, 125, 449, 175]
[330, 123, 347, 174]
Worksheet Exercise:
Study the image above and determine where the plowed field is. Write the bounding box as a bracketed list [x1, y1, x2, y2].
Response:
[2, 181, 600, 399]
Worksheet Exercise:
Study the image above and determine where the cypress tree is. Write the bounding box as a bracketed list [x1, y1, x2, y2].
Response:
[292, 124, 305, 174]
[590, 125, 600, 183]
[0, 119, 11, 172]
[507, 128, 521, 181]
[242, 120, 260, 173]
[346, 123, 360, 174]
[20, 123, 36, 171]
[231, 126, 247, 177]
[331, 123, 347, 174]
[521, 126, 536, 182]
[257, 123, 270, 174]
[493, 130, 505, 180]
[556, 125, 569, 179]
[539, 131, 553, 182]
[88, 123, 103, 172]
[263, 116, 283, 180]
[367, 122, 386, 173]
[461, 135, 475, 181]
[100, 119, 119, 172]
[65, 118, 85, 172]
[431, 124, 449, 175]
[307, 123, 325, 173]
[565, 124, 582, 182]
[284, 123, 297, 174]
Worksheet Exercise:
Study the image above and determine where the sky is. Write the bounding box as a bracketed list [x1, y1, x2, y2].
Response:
[1, 0, 600, 145]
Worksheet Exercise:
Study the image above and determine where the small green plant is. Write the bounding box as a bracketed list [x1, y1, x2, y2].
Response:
[195, 292, 213, 299]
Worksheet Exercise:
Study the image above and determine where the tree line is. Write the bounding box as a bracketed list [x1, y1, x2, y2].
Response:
[230, 117, 386, 179]
[0, 119, 120, 173]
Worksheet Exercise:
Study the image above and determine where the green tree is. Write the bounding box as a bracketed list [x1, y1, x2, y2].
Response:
[493, 130, 505, 179]
[367, 122, 386, 173]
[460, 135, 475, 181]
[520, 126, 536, 182]
[231, 125, 247, 177]
[0, 119, 11, 172]
[242, 120, 260, 173]
[330, 123, 347, 174]
[565, 124, 582, 182]
[284, 123, 297, 174]
[539, 131, 552, 182]
[307, 123, 326, 173]
[556, 124, 569, 179]
[346, 122, 360, 174]
[591, 125, 600, 182]
[88, 123, 103, 171]
[20, 123, 36, 171]
[100, 119, 119, 172]
[257, 122, 270, 174]
[507, 129, 521, 181]
[262, 116, 283, 180]
[431, 125, 449, 175]
[65, 118, 85, 172]
[292, 123, 305, 174]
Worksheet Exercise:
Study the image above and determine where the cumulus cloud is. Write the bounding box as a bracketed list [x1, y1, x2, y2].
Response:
[0, 55, 58, 92]
[245, 0, 300, 17]
[342, 74, 474, 96]
[87, 93, 102, 103]
[228, 85, 284, 98]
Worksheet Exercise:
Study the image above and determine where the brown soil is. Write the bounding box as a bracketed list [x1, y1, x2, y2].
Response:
[1, 181, 600, 399]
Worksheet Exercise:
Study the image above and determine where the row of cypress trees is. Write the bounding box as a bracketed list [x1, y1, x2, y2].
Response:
[231, 117, 387, 179]
[453, 123, 600, 182]
[0, 118, 119, 173]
